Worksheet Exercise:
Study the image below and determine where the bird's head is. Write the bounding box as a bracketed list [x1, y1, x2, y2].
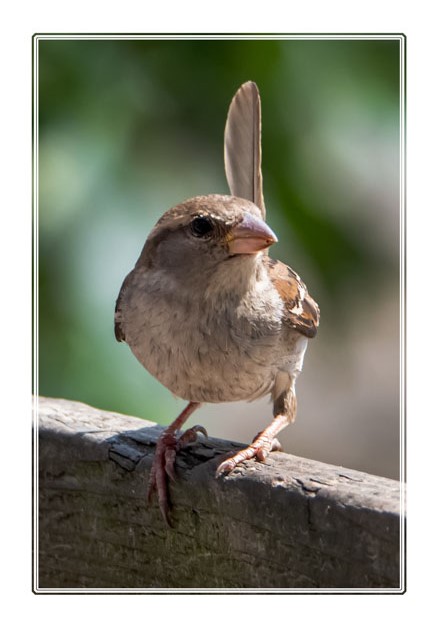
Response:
[136, 194, 277, 280]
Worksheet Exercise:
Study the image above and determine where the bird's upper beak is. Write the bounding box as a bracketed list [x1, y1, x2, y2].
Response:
[227, 212, 278, 255]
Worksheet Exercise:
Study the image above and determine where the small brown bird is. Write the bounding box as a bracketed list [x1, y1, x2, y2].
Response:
[115, 82, 319, 525]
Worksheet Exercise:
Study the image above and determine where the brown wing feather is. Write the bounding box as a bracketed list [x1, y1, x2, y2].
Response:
[264, 257, 320, 339]
[114, 296, 125, 342]
[114, 271, 135, 343]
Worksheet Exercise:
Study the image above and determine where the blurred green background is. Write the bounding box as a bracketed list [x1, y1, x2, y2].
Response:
[38, 37, 401, 479]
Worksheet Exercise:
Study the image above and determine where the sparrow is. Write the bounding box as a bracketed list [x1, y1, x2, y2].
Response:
[115, 82, 319, 525]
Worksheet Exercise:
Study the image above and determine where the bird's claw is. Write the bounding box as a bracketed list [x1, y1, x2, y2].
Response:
[164, 447, 177, 482]
[147, 424, 208, 526]
[215, 435, 282, 478]
[146, 432, 177, 525]
[177, 424, 208, 448]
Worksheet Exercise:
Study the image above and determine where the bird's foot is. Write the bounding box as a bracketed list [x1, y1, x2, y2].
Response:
[215, 433, 282, 477]
[147, 424, 207, 526]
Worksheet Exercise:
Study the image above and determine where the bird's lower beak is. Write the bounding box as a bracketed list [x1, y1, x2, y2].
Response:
[227, 212, 278, 255]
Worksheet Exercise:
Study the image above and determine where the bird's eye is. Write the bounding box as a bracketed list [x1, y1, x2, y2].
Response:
[190, 216, 214, 238]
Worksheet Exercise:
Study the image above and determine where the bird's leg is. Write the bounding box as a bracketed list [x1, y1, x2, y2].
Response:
[147, 401, 205, 526]
[216, 378, 297, 477]
[215, 414, 289, 477]
[216, 375, 297, 477]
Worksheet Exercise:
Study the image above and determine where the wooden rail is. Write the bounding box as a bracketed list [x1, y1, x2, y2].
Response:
[35, 396, 404, 591]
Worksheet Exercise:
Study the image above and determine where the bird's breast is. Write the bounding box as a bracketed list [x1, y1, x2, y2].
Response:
[120, 270, 294, 403]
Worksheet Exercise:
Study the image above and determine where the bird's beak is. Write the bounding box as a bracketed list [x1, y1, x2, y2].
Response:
[227, 213, 278, 255]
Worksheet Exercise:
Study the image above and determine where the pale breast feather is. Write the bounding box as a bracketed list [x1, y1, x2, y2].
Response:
[264, 257, 320, 339]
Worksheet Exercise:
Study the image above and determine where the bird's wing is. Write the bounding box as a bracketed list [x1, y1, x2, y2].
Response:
[224, 81, 266, 218]
[264, 257, 320, 339]
[114, 271, 135, 342]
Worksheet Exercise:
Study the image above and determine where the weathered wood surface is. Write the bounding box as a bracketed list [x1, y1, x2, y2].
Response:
[36, 396, 403, 590]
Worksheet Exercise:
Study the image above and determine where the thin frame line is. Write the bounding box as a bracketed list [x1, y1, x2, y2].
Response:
[32, 33, 406, 595]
